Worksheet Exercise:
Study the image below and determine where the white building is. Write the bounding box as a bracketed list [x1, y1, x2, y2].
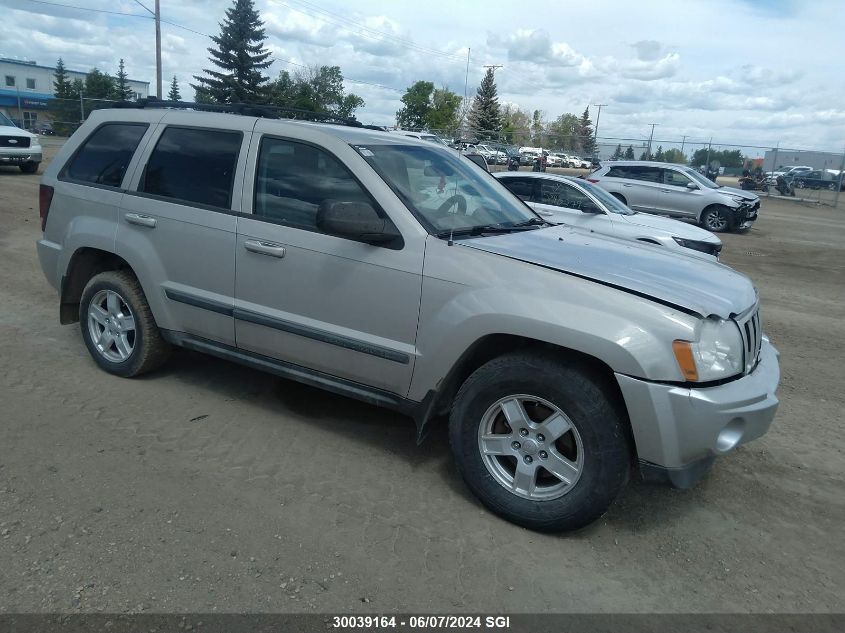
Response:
[0, 57, 149, 129]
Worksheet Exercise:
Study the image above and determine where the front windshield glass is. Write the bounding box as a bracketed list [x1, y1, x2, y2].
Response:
[354, 143, 538, 234]
[683, 167, 720, 189]
[0, 111, 17, 127]
[577, 179, 636, 215]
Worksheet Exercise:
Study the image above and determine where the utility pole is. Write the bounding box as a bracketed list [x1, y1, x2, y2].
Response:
[15, 84, 23, 126]
[646, 123, 659, 159]
[463, 48, 470, 103]
[483, 64, 504, 73]
[680, 135, 687, 156]
[593, 103, 607, 159]
[79, 88, 85, 123]
[134, 0, 162, 98]
[155, 0, 162, 98]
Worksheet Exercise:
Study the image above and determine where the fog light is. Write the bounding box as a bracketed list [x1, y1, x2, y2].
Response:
[715, 419, 745, 454]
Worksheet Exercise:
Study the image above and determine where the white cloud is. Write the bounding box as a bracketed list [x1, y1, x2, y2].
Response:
[0, 0, 842, 148]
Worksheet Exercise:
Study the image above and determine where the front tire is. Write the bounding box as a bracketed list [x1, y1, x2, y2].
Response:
[79, 270, 170, 377]
[700, 205, 732, 233]
[449, 353, 630, 532]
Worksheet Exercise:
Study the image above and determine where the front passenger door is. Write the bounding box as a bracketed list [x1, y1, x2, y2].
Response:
[234, 134, 424, 397]
[533, 178, 608, 230]
[654, 168, 701, 218]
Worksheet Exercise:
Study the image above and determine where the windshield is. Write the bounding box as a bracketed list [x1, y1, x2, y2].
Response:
[0, 111, 17, 127]
[577, 179, 636, 215]
[354, 143, 538, 234]
[683, 167, 720, 189]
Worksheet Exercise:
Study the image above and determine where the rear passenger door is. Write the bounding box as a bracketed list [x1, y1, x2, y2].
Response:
[234, 129, 425, 397]
[608, 165, 663, 213]
[118, 118, 252, 346]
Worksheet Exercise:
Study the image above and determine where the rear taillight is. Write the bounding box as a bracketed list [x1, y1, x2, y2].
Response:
[39, 184, 54, 231]
[586, 178, 600, 183]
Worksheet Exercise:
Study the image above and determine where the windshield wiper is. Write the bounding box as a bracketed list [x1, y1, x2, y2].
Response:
[435, 222, 542, 239]
[512, 217, 549, 227]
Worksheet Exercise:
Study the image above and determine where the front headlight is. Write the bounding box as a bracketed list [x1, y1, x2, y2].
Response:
[672, 236, 721, 256]
[673, 318, 743, 382]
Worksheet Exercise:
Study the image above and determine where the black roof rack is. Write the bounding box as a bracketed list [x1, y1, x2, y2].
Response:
[111, 97, 386, 131]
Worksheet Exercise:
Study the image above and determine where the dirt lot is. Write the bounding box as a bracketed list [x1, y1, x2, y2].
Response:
[1, 143, 844, 615]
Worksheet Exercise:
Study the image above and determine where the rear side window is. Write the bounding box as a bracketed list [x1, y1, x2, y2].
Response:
[606, 165, 662, 183]
[500, 177, 536, 201]
[140, 127, 242, 209]
[63, 123, 148, 187]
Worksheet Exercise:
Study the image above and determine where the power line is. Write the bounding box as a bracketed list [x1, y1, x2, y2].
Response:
[15, 0, 151, 19]
[131, 0, 154, 16]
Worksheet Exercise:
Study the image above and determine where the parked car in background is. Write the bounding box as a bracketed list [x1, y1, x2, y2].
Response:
[0, 110, 42, 174]
[34, 122, 55, 136]
[546, 154, 563, 167]
[495, 172, 722, 259]
[570, 156, 591, 169]
[792, 169, 845, 191]
[392, 130, 451, 146]
[588, 161, 760, 233]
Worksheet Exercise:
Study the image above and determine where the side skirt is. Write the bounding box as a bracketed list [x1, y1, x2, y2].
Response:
[160, 330, 434, 436]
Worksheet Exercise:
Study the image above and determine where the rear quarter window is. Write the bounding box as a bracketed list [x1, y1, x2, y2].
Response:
[61, 123, 148, 188]
[139, 127, 242, 209]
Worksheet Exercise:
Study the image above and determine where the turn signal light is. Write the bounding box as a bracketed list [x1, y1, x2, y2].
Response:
[672, 340, 699, 382]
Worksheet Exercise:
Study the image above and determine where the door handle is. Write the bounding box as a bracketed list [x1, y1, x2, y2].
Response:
[660, 189, 672, 193]
[622, 183, 633, 187]
[124, 213, 156, 228]
[244, 239, 286, 258]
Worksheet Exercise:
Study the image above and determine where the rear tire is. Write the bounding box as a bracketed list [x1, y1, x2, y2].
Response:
[449, 353, 630, 532]
[79, 270, 170, 377]
[19, 162, 38, 174]
[700, 205, 732, 233]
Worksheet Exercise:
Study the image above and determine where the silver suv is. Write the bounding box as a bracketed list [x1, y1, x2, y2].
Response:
[36, 104, 780, 532]
[589, 161, 760, 233]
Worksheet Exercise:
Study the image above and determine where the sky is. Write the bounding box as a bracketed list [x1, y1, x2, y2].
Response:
[2, 0, 844, 155]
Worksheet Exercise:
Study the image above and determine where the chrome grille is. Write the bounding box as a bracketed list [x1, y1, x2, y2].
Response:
[736, 307, 762, 374]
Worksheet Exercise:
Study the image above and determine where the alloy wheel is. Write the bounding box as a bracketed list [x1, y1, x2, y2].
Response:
[477, 395, 584, 500]
[87, 289, 136, 363]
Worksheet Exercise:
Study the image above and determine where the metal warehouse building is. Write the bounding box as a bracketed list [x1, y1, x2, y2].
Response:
[0, 58, 149, 130]
[763, 149, 845, 173]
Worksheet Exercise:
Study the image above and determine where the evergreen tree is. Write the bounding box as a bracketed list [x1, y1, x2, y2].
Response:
[49, 58, 77, 135]
[640, 149, 650, 160]
[611, 144, 623, 159]
[115, 59, 133, 101]
[578, 106, 595, 155]
[467, 68, 502, 139]
[53, 57, 71, 98]
[192, 0, 272, 103]
[84, 68, 115, 100]
[168, 75, 182, 101]
[624, 145, 635, 159]
[654, 145, 666, 162]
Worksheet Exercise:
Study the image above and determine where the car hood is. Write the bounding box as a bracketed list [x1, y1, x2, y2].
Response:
[0, 125, 35, 139]
[460, 225, 756, 318]
[616, 212, 721, 244]
[718, 186, 758, 202]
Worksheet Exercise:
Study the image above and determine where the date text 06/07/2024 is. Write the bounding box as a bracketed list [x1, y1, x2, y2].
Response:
[331, 615, 512, 629]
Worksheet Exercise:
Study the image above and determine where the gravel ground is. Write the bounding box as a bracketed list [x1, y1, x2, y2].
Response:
[1, 145, 843, 615]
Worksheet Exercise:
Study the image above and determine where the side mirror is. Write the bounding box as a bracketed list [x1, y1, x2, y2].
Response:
[686, 182, 699, 190]
[581, 202, 603, 214]
[316, 201, 401, 245]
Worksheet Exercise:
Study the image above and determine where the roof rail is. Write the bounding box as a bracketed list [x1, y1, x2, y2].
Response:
[111, 97, 385, 130]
